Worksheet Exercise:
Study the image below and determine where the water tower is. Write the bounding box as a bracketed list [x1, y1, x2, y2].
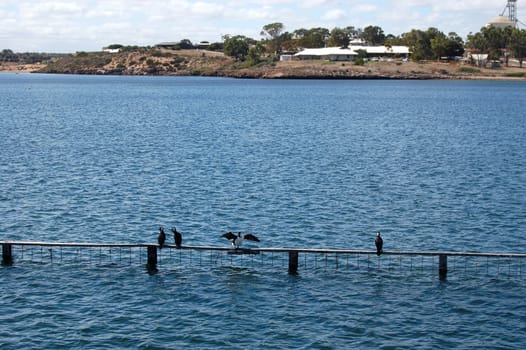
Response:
[487, 0, 518, 28]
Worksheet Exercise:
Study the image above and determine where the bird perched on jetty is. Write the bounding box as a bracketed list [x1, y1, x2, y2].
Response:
[158, 226, 166, 249]
[221, 232, 260, 248]
[172, 227, 182, 249]
[375, 232, 383, 256]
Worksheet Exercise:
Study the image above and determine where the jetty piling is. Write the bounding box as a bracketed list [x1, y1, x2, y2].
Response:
[147, 245, 157, 268]
[288, 251, 299, 275]
[2, 243, 13, 266]
[439, 254, 448, 280]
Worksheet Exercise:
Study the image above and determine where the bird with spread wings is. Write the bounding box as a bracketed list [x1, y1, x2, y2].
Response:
[221, 231, 260, 248]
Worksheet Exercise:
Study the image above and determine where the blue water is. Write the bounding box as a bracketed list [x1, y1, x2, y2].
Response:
[1, 74, 525, 349]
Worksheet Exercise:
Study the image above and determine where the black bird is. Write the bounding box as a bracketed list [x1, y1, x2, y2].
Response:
[375, 232, 383, 256]
[221, 231, 260, 248]
[172, 227, 182, 249]
[158, 226, 166, 249]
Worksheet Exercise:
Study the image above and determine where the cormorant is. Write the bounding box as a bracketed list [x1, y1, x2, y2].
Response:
[221, 232, 260, 248]
[158, 226, 166, 249]
[375, 232, 383, 256]
[172, 227, 182, 249]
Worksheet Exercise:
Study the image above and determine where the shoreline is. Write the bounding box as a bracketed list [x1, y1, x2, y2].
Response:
[1, 60, 525, 81]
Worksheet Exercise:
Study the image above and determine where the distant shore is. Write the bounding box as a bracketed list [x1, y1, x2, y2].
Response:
[1, 49, 525, 81]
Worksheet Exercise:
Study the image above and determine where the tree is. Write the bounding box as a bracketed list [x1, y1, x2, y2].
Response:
[466, 31, 488, 52]
[344, 26, 361, 40]
[279, 32, 296, 52]
[362, 25, 385, 45]
[223, 35, 252, 61]
[466, 26, 513, 60]
[261, 22, 284, 40]
[425, 27, 446, 58]
[260, 22, 285, 55]
[430, 32, 449, 59]
[354, 49, 367, 59]
[208, 42, 224, 52]
[401, 29, 431, 61]
[294, 27, 330, 48]
[178, 39, 194, 50]
[247, 42, 266, 65]
[446, 32, 465, 58]
[400, 28, 449, 61]
[328, 27, 350, 48]
[429, 32, 464, 60]
[484, 26, 511, 59]
[510, 28, 526, 67]
[427, 28, 464, 59]
[384, 34, 400, 46]
[1, 49, 17, 62]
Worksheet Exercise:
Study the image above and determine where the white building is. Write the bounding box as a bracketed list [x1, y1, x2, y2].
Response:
[294, 45, 410, 61]
[102, 48, 120, 53]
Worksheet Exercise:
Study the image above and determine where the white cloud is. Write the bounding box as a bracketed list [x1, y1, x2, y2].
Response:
[322, 9, 346, 21]
[2, 0, 521, 52]
[300, 0, 332, 8]
[189, 2, 225, 17]
[350, 4, 377, 13]
[19, 1, 84, 21]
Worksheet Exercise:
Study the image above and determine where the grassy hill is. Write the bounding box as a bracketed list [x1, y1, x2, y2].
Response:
[36, 48, 232, 76]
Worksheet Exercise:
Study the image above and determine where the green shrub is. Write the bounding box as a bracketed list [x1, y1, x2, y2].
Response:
[354, 57, 365, 66]
[191, 69, 204, 76]
[171, 56, 185, 64]
[458, 66, 480, 74]
[503, 71, 526, 78]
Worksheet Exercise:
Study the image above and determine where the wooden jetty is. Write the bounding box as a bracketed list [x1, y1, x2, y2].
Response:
[2, 241, 525, 279]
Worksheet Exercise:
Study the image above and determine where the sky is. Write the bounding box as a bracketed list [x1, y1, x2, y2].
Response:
[0, 0, 519, 53]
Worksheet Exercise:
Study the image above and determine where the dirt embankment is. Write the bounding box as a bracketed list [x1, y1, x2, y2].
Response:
[2, 49, 525, 80]
[0, 62, 44, 72]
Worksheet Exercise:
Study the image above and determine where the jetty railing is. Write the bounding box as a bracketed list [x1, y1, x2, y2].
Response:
[2, 241, 525, 280]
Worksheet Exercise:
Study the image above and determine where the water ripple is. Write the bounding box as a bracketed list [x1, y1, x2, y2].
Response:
[0, 76, 525, 349]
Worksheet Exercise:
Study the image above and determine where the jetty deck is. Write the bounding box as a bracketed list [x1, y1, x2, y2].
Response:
[2, 241, 525, 280]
